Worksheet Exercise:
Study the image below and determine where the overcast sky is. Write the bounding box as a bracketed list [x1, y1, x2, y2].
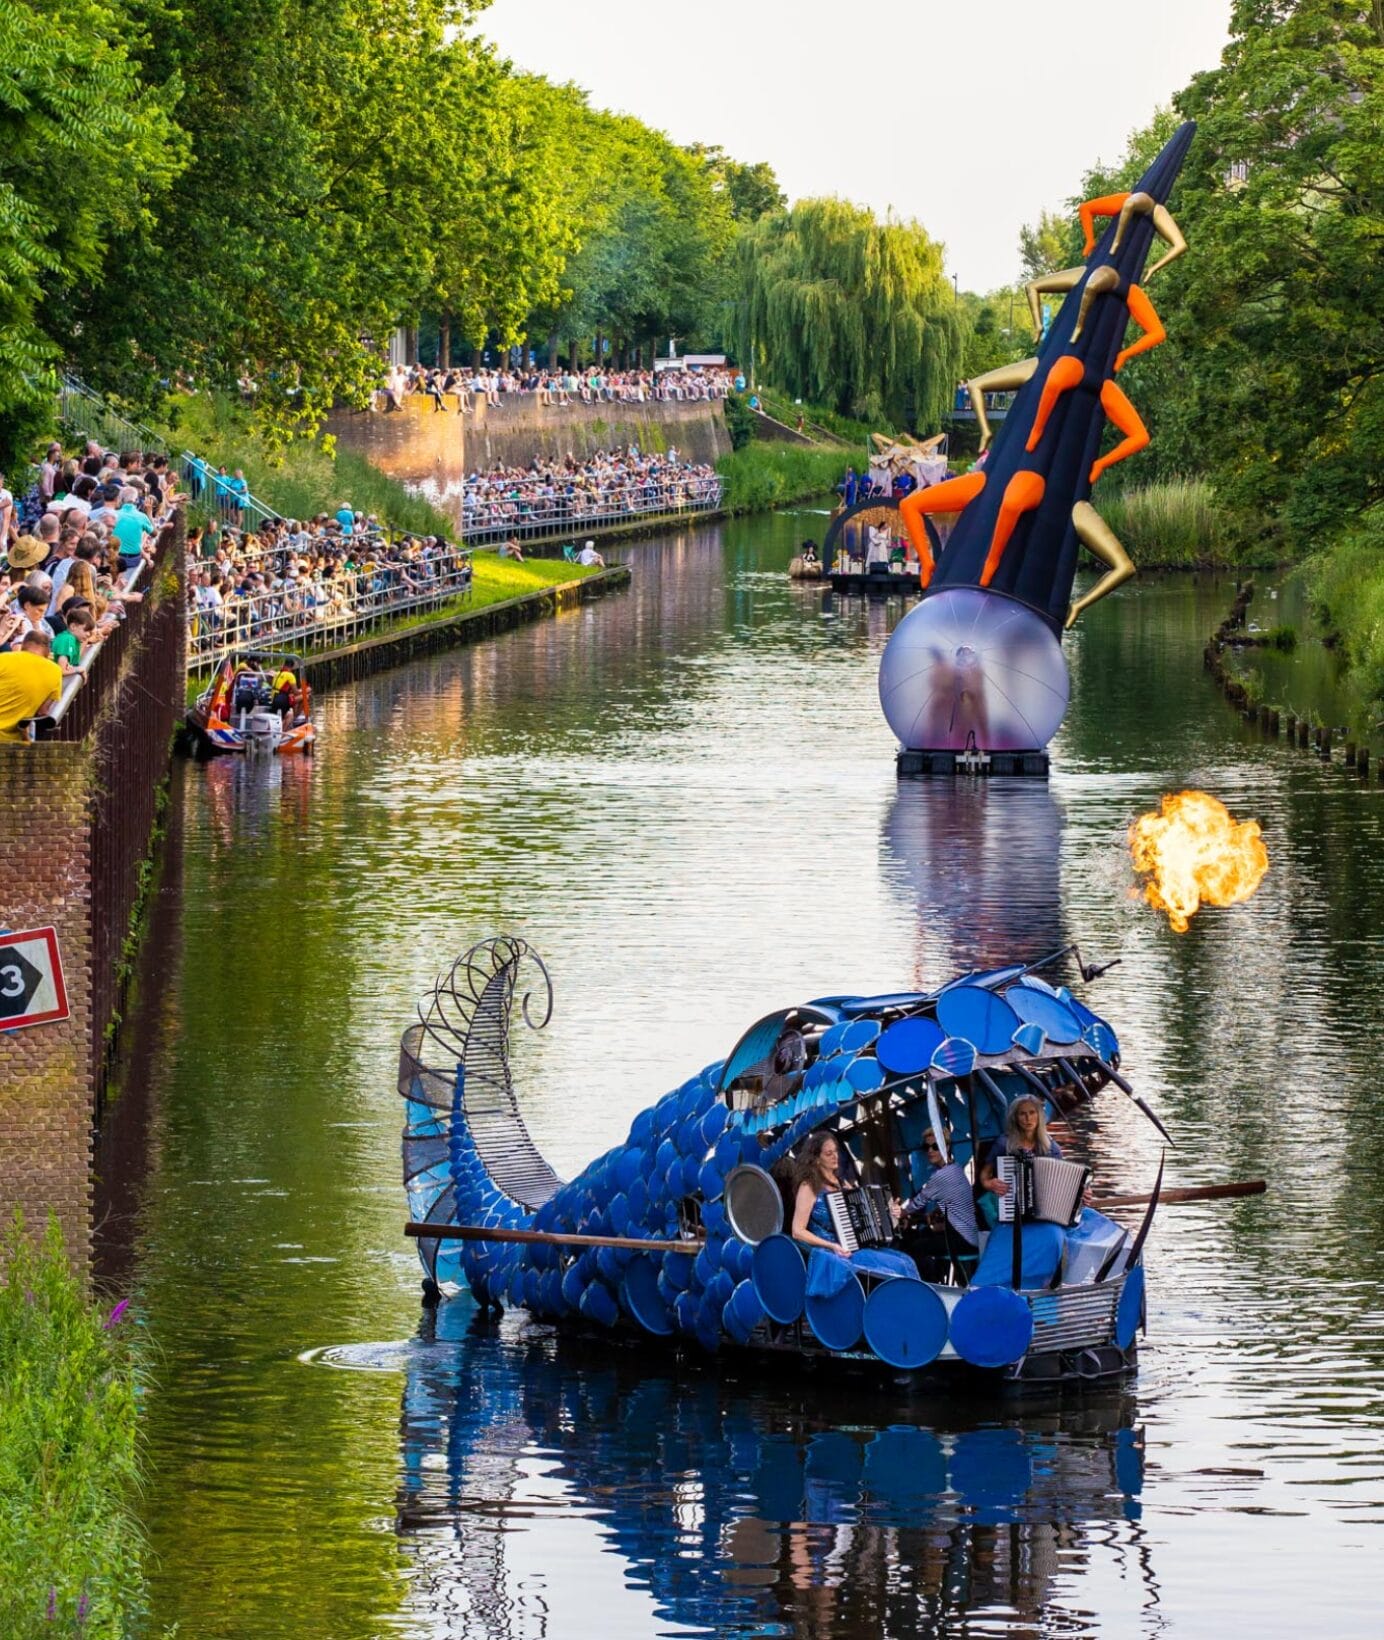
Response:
[478, 0, 1232, 293]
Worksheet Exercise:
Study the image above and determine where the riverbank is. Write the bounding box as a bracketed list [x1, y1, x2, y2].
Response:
[190, 562, 629, 696]
[0, 1220, 146, 1639]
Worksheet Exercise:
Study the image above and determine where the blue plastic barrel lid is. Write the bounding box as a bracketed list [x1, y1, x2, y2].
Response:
[1116, 1265, 1146, 1349]
[751, 1234, 807, 1324]
[930, 1036, 977, 1077]
[841, 1017, 881, 1053]
[949, 1285, 1034, 1368]
[876, 1015, 946, 1077]
[818, 1023, 846, 1058]
[1007, 1023, 1043, 1059]
[862, 1278, 949, 1369]
[623, 1255, 674, 1336]
[936, 985, 1022, 1056]
[1084, 1019, 1119, 1061]
[846, 1057, 884, 1093]
[727, 1278, 765, 1333]
[806, 1273, 865, 1351]
[1005, 984, 1082, 1045]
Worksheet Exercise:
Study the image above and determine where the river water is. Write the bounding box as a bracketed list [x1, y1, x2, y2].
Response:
[102, 511, 1384, 1638]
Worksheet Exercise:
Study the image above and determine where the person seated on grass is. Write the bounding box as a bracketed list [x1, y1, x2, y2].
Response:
[0, 629, 64, 740]
[498, 537, 525, 562]
[576, 540, 605, 568]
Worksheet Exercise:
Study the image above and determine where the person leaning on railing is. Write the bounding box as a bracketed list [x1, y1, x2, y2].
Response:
[0, 629, 63, 742]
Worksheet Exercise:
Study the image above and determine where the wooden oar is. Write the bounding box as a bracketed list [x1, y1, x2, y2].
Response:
[1090, 1179, 1266, 1210]
[404, 1221, 703, 1255]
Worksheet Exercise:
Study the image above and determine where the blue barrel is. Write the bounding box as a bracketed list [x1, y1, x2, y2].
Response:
[615, 1147, 642, 1191]
[596, 1246, 625, 1286]
[726, 1279, 765, 1339]
[560, 1262, 586, 1310]
[693, 1243, 719, 1288]
[699, 1103, 729, 1147]
[707, 1268, 735, 1313]
[949, 1285, 1033, 1368]
[622, 1255, 673, 1336]
[863, 1278, 949, 1368]
[661, 1249, 693, 1293]
[722, 1238, 753, 1283]
[673, 1290, 699, 1333]
[702, 1198, 728, 1236]
[578, 1279, 619, 1328]
[698, 1159, 725, 1200]
[806, 1271, 865, 1351]
[751, 1234, 807, 1324]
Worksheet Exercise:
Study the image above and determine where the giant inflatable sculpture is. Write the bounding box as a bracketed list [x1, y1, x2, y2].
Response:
[878, 122, 1194, 767]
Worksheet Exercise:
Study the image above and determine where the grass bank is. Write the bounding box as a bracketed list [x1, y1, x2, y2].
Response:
[1098, 478, 1248, 568]
[1310, 511, 1384, 701]
[716, 443, 859, 515]
[0, 1219, 146, 1638]
[187, 553, 602, 691]
[166, 391, 453, 536]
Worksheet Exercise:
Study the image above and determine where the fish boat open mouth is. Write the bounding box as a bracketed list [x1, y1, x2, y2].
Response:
[400, 936, 1193, 1394]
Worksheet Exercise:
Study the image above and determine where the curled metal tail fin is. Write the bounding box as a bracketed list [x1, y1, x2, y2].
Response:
[400, 936, 566, 1288]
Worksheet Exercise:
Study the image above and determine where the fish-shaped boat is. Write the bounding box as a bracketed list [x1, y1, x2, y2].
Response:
[401, 936, 1165, 1391]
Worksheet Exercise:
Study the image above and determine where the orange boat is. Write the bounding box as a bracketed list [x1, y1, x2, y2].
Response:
[188, 650, 316, 757]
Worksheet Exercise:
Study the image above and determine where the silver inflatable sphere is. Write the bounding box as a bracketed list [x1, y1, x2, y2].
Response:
[878, 587, 1070, 752]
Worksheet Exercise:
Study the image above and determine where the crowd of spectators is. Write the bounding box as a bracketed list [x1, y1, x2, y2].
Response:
[0, 440, 173, 741]
[186, 509, 473, 659]
[461, 445, 721, 537]
[375, 363, 740, 414]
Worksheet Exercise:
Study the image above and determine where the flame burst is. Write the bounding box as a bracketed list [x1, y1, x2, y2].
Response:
[1129, 790, 1269, 933]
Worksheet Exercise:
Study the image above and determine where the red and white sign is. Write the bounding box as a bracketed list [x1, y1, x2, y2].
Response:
[0, 926, 70, 1031]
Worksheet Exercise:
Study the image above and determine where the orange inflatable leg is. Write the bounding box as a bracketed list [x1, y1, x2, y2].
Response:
[981, 471, 1045, 586]
[1114, 284, 1165, 373]
[899, 471, 987, 586]
[1079, 192, 1130, 257]
[1089, 381, 1150, 485]
[1026, 355, 1084, 452]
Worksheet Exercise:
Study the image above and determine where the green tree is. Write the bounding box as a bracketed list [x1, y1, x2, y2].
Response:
[736, 198, 965, 429]
[0, 0, 184, 461]
[1018, 208, 1076, 280]
[1166, 0, 1384, 537]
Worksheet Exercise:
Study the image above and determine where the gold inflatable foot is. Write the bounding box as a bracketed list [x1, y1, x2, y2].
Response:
[967, 357, 1038, 451]
[1067, 501, 1135, 626]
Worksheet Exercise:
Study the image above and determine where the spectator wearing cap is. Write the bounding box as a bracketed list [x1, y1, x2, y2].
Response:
[0, 629, 63, 739]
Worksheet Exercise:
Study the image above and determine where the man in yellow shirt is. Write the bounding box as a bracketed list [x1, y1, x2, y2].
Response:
[0, 631, 64, 742]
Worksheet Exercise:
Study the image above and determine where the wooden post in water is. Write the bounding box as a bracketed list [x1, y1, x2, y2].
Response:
[1359, 747, 1370, 778]
[1345, 741, 1357, 768]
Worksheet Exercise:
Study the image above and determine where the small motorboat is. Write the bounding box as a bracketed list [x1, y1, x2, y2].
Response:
[188, 649, 316, 756]
[401, 937, 1184, 1395]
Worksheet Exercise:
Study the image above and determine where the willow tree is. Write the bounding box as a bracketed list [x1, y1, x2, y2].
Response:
[736, 199, 965, 430]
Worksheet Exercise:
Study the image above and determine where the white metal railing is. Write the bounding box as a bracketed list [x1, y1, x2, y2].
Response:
[178, 451, 280, 533]
[58, 373, 171, 461]
[459, 478, 722, 543]
[187, 551, 477, 668]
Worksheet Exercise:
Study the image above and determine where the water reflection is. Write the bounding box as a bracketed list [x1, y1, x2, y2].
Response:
[882, 779, 1068, 981]
[386, 1303, 1153, 1639]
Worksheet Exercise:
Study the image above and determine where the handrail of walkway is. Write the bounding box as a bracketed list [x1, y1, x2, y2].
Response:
[187, 554, 481, 671]
[459, 481, 722, 544]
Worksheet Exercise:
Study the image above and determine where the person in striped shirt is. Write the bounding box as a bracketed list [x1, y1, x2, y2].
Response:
[897, 1126, 980, 1280]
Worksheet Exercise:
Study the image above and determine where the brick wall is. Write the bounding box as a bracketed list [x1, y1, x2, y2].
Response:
[0, 514, 186, 1268]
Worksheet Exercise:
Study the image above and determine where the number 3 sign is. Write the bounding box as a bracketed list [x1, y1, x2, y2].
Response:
[0, 927, 69, 1031]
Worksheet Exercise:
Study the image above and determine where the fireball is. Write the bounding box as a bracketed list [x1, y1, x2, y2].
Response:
[1129, 790, 1269, 932]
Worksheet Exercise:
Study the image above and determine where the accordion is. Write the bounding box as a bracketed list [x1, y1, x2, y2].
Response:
[996, 1155, 1089, 1227]
[824, 1186, 894, 1253]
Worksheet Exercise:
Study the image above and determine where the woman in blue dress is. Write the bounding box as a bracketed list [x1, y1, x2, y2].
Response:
[789, 1133, 918, 1298]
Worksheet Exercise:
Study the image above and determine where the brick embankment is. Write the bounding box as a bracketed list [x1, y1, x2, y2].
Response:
[0, 514, 186, 1267]
[325, 396, 730, 536]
